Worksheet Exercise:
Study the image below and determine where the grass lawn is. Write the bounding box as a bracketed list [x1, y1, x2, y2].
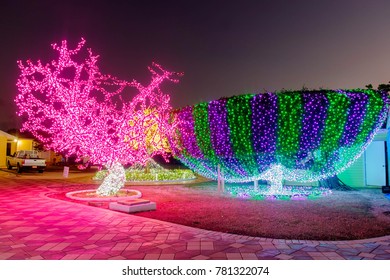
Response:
[48, 178, 390, 241]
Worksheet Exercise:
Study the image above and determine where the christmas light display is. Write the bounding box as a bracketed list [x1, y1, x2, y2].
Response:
[16, 39, 181, 195]
[225, 182, 332, 201]
[171, 90, 389, 193]
[126, 108, 172, 161]
[93, 161, 196, 182]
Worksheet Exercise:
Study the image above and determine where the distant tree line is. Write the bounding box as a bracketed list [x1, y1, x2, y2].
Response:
[366, 81, 390, 92]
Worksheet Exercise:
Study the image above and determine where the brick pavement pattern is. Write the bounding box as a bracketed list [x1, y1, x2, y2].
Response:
[1, 174, 390, 260]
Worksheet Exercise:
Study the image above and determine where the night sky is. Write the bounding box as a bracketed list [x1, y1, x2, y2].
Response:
[1, 0, 390, 131]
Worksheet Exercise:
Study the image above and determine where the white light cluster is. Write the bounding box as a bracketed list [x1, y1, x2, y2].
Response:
[96, 162, 126, 196]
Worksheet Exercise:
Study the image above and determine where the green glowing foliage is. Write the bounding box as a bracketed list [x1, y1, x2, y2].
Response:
[227, 95, 255, 157]
[193, 103, 214, 159]
[276, 92, 303, 167]
[318, 92, 349, 168]
[226, 94, 258, 176]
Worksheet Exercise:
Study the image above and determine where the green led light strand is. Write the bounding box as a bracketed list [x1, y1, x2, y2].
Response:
[193, 103, 214, 159]
[276, 92, 303, 168]
[226, 94, 259, 177]
[315, 91, 349, 173]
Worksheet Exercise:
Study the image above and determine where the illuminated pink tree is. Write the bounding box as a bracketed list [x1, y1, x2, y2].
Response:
[16, 39, 181, 195]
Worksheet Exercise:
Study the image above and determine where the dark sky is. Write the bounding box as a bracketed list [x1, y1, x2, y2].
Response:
[1, 0, 390, 130]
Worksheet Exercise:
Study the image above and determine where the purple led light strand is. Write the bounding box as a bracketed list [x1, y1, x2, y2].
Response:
[172, 107, 220, 179]
[250, 93, 278, 172]
[175, 106, 203, 158]
[250, 93, 278, 154]
[298, 92, 329, 163]
[339, 92, 368, 146]
[208, 99, 234, 157]
[208, 99, 248, 176]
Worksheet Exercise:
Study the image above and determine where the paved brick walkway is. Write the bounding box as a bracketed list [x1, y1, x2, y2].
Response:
[1, 171, 390, 260]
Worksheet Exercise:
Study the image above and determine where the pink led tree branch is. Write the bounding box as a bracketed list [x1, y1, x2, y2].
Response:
[16, 39, 181, 195]
[125, 63, 182, 164]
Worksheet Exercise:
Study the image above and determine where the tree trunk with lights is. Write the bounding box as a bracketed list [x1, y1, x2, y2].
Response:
[96, 162, 126, 196]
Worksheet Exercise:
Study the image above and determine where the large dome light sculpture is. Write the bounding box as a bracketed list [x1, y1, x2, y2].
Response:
[171, 90, 389, 194]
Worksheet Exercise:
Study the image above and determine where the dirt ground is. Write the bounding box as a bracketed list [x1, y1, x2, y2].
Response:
[40, 171, 390, 241]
